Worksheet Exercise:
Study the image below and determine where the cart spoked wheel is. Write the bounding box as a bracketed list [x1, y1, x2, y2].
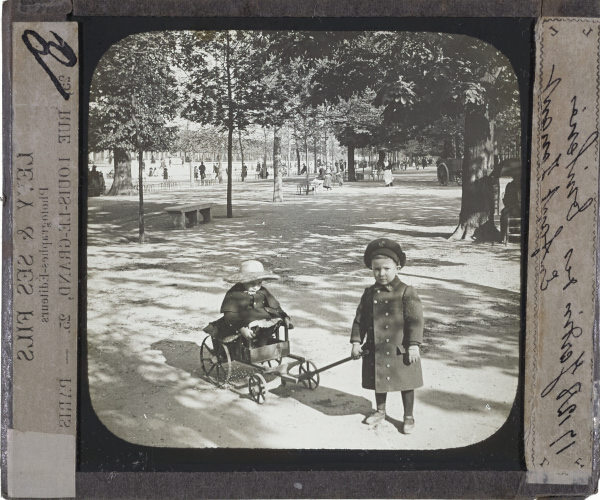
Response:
[248, 373, 268, 404]
[200, 337, 231, 387]
[298, 360, 320, 390]
[437, 163, 449, 186]
[262, 358, 283, 368]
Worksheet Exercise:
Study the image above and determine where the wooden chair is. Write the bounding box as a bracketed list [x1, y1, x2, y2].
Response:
[503, 216, 521, 245]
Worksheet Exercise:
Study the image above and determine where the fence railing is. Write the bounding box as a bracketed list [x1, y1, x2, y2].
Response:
[132, 181, 183, 192]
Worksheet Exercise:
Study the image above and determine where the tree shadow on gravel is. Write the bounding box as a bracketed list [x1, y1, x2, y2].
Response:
[269, 384, 373, 418]
[87, 336, 277, 448]
[418, 388, 514, 415]
[151, 338, 374, 417]
[87, 171, 522, 446]
[151, 339, 203, 378]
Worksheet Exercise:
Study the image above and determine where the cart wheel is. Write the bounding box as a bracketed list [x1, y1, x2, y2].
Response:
[437, 163, 449, 186]
[248, 373, 268, 404]
[200, 337, 231, 387]
[298, 360, 320, 390]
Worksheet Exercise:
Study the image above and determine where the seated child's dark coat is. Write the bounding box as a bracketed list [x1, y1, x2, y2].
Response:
[205, 283, 288, 341]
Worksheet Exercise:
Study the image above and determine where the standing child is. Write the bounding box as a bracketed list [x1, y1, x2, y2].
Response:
[350, 238, 424, 434]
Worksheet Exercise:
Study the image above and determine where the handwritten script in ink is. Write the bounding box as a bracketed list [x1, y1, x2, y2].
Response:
[532, 63, 597, 457]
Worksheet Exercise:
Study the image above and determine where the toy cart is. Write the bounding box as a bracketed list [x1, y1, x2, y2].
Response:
[437, 158, 463, 186]
[200, 323, 321, 404]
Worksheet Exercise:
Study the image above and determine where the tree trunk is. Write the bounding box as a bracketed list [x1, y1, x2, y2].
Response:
[304, 129, 309, 174]
[138, 148, 145, 243]
[263, 127, 268, 179]
[227, 126, 233, 217]
[348, 143, 356, 182]
[107, 148, 135, 195]
[454, 134, 461, 158]
[238, 129, 244, 176]
[313, 135, 318, 173]
[273, 128, 283, 202]
[378, 150, 385, 169]
[323, 128, 327, 167]
[449, 103, 498, 241]
[296, 145, 301, 175]
[226, 31, 233, 218]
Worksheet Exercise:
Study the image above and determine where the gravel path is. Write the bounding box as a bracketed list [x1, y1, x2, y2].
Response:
[86, 169, 520, 449]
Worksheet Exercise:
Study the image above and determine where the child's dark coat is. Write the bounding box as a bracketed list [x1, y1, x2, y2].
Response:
[204, 283, 288, 341]
[351, 276, 424, 392]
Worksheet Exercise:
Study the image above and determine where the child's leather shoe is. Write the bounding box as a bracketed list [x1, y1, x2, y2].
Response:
[403, 416, 415, 434]
[365, 410, 386, 425]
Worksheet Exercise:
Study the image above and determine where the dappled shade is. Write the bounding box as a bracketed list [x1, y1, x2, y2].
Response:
[87, 169, 520, 449]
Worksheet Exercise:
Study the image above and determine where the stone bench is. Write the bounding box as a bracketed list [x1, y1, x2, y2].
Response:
[164, 203, 213, 229]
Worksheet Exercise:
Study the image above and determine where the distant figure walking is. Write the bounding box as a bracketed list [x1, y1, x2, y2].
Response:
[323, 168, 333, 190]
[383, 162, 394, 187]
[199, 162, 206, 183]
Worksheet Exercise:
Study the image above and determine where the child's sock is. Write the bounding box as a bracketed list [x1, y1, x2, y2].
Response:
[401, 390, 414, 417]
[375, 392, 387, 413]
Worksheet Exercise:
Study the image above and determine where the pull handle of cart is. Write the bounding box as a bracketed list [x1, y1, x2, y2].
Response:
[296, 350, 369, 382]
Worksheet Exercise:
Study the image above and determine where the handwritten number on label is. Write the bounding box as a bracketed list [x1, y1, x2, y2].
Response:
[22, 30, 77, 101]
[17, 227, 33, 240]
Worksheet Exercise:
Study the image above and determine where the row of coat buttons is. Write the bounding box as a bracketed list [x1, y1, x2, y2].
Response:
[382, 317, 392, 379]
[378, 293, 391, 353]
[384, 322, 391, 378]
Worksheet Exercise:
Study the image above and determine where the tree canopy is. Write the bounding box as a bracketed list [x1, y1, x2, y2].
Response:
[89, 29, 521, 239]
[89, 31, 179, 163]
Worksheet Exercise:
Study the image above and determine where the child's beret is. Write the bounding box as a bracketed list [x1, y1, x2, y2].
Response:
[364, 238, 406, 268]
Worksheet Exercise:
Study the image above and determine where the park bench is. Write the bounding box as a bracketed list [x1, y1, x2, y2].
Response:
[297, 179, 324, 194]
[164, 203, 213, 229]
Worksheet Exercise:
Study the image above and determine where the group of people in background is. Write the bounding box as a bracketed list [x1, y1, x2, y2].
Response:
[147, 166, 168, 179]
[88, 165, 106, 196]
[314, 160, 346, 190]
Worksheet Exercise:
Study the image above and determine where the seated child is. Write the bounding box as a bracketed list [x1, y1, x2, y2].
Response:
[204, 260, 293, 346]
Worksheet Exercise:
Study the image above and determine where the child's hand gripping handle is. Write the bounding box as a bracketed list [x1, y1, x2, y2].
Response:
[239, 327, 254, 340]
[351, 343, 367, 359]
